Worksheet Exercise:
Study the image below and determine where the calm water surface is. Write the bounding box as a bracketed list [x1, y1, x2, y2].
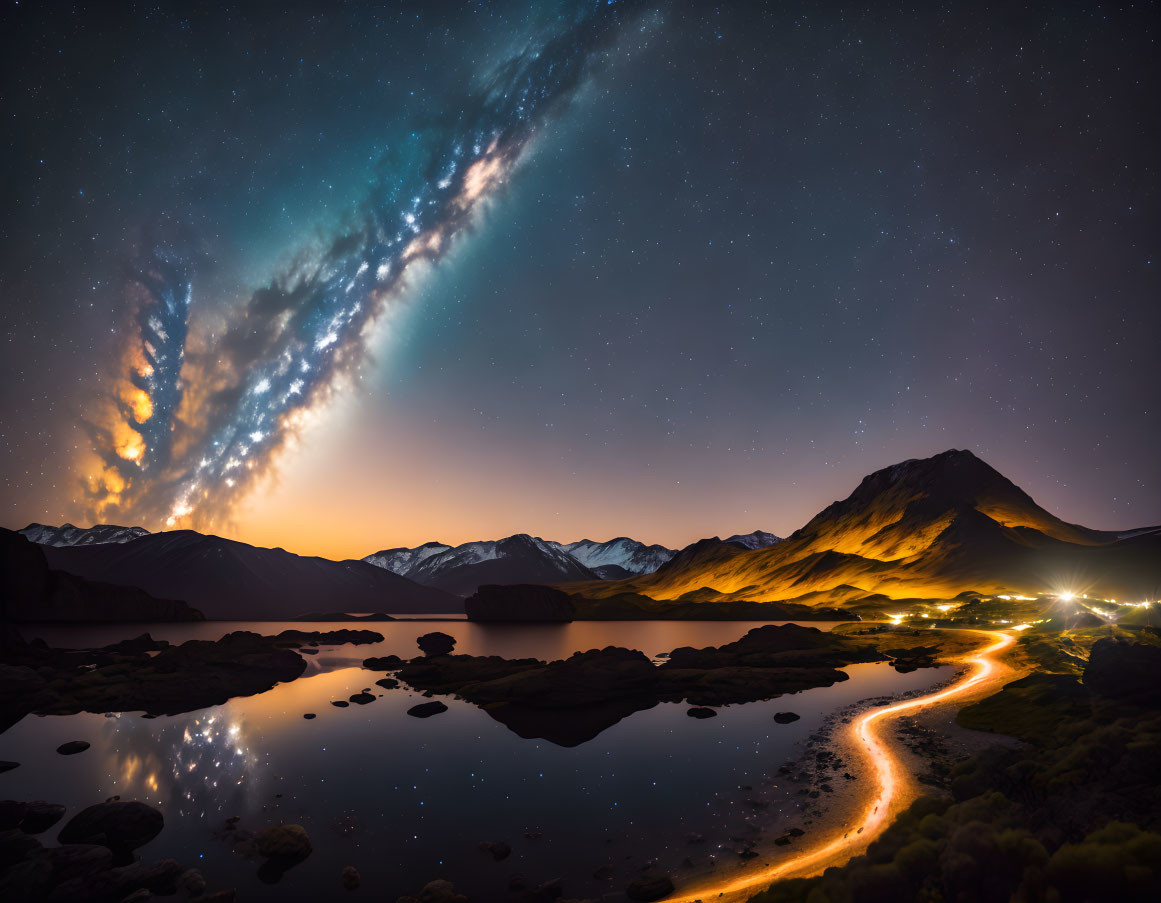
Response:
[2, 621, 949, 900]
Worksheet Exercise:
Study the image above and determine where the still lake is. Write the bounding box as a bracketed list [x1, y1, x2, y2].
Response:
[2, 620, 951, 900]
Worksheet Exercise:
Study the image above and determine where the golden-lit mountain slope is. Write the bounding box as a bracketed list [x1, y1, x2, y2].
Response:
[567, 450, 1160, 604]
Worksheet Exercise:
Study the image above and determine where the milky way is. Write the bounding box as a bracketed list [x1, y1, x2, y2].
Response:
[86, 1, 640, 529]
[5, 0, 1157, 545]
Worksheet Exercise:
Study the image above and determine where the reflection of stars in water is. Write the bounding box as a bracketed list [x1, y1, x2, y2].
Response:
[100, 712, 167, 807]
[101, 710, 260, 817]
[172, 714, 258, 817]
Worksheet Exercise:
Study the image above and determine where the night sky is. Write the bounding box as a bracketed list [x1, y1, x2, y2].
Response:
[1, 0, 1158, 559]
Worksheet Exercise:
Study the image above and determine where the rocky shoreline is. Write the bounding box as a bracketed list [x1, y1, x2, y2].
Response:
[0, 628, 383, 731]
[0, 796, 234, 903]
[364, 625, 889, 746]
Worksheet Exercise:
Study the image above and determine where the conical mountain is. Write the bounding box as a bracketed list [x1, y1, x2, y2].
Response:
[568, 450, 1160, 604]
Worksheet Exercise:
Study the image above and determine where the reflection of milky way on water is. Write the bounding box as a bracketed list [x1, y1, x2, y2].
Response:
[171, 714, 258, 817]
[99, 711, 259, 818]
[1, 624, 957, 900]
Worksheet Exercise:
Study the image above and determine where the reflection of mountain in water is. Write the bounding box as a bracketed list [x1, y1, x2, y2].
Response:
[103, 710, 258, 818]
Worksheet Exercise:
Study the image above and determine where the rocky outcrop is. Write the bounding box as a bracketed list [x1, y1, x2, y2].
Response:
[478, 840, 511, 861]
[57, 801, 164, 862]
[416, 632, 456, 656]
[465, 584, 576, 621]
[392, 624, 880, 746]
[0, 628, 391, 725]
[407, 701, 449, 718]
[363, 654, 404, 670]
[0, 801, 66, 835]
[266, 629, 384, 647]
[1084, 638, 1161, 707]
[239, 824, 313, 884]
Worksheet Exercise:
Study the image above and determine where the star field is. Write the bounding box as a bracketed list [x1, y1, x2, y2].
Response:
[0, 0, 1157, 554]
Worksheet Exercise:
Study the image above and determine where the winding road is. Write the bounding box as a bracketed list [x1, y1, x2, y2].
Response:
[666, 629, 1017, 903]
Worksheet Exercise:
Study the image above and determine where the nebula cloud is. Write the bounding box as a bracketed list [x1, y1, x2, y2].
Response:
[84, 2, 639, 529]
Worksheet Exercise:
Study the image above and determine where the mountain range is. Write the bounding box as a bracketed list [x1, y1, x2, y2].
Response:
[568, 449, 1161, 606]
[18, 524, 778, 615]
[362, 534, 704, 591]
[13, 449, 1158, 619]
[2, 529, 202, 622]
[20, 523, 150, 546]
[363, 534, 599, 596]
[30, 531, 457, 619]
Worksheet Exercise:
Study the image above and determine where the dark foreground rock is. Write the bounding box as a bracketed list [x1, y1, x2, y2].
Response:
[55, 741, 90, 756]
[478, 840, 511, 861]
[774, 712, 801, 724]
[57, 801, 163, 861]
[235, 824, 313, 884]
[265, 628, 384, 647]
[687, 707, 717, 719]
[253, 824, 312, 860]
[0, 796, 234, 903]
[885, 644, 940, 672]
[363, 654, 404, 670]
[417, 632, 456, 657]
[0, 801, 66, 835]
[1083, 637, 1161, 707]
[408, 701, 449, 718]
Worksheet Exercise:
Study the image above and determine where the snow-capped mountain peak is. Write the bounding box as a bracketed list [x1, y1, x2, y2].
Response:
[363, 541, 452, 578]
[20, 523, 150, 547]
[362, 533, 598, 596]
[560, 537, 676, 575]
[724, 530, 783, 550]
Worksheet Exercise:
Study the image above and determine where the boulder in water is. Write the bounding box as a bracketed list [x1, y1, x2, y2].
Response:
[417, 632, 456, 657]
[57, 800, 164, 858]
[407, 701, 449, 719]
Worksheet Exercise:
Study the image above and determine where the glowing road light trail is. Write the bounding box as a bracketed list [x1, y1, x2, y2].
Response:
[665, 630, 1017, 903]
